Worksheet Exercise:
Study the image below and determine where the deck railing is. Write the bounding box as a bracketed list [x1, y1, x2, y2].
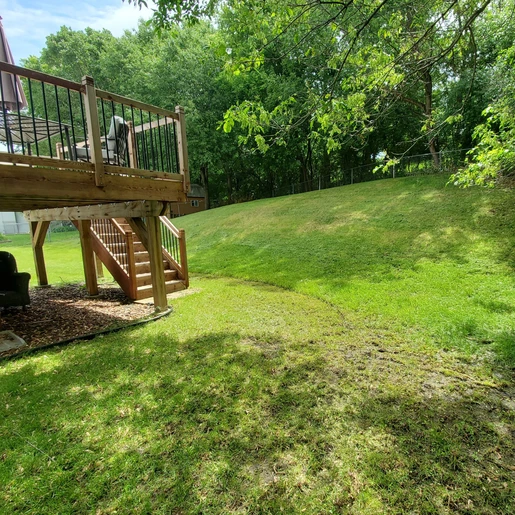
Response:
[90, 218, 137, 298]
[0, 61, 189, 192]
[160, 215, 188, 286]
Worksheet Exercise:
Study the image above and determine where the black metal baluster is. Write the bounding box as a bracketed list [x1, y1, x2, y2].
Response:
[67, 89, 77, 160]
[157, 114, 165, 172]
[172, 121, 180, 174]
[163, 116, 172, 173]
[121, 103, 130, 166]
[41, 82, 53, 158]
[110, 101, 120, 166]
[139, 109, 148, 170]
[54, 85, 66, 157]
[148, 112, 156, 171]
[79, 93, 89, 161]
[100, 99, 109, 164]
[0, 77, 13, 153]
[27, 79, 40, 156]
[13, 74, 25, 155]
[130, 106, 139, 167]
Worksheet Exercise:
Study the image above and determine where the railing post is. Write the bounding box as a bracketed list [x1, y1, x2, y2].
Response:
[179, 228, 189, 288]
[175, 105, 190, 194]
[82, 75, 104, 187]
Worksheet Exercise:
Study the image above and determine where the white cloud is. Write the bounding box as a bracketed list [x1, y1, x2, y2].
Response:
[0, 0, 154, 61]
[85, 3, 153, 37]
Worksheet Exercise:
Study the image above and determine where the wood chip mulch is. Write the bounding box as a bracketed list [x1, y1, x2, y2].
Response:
[0, 283, 156, 359]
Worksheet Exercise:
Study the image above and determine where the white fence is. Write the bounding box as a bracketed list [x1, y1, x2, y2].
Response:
[0, 213, 29, 234]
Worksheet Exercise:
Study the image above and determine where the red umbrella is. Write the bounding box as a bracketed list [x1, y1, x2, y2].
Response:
[0, 16, 27, 112]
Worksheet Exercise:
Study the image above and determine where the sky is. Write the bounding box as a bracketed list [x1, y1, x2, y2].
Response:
[0, 0, 154, 64]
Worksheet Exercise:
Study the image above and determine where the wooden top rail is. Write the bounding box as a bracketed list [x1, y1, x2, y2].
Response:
[95, 89, 179, 120]
[160, 215, 181, 238]
[110, 218, 127, 236]
[0, 62, 179, 121]
[0, 152, 95, 172]
[133, 116, 176, 134]
[0, 61, 83, 92]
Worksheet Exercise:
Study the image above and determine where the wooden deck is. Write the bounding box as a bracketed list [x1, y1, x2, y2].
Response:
[0, 62, 189, 212]
[0, 63, 191, 310]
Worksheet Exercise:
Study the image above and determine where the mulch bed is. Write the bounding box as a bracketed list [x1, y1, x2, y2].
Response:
[0, 283, 155, 359]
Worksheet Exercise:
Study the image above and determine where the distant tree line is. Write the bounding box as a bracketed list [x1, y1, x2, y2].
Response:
[23, 1, 515, 205]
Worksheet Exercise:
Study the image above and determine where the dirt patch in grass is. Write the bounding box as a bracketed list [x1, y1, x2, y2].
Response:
[0, 283, 155, 358]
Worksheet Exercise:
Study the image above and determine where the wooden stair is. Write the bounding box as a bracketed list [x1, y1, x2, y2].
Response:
[89, 216, 188, 301]
[114, 219, 185, 299]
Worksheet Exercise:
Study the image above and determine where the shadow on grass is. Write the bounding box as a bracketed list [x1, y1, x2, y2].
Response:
[1, 325, 513, 514]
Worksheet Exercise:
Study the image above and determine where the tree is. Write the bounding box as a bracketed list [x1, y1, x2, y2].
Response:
[127, 0, 494, 166]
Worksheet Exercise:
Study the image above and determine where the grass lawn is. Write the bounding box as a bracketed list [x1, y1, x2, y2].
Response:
[180, 174, 515, 365]
[1, 174, 514, 514]
[1, 231, 112, 285]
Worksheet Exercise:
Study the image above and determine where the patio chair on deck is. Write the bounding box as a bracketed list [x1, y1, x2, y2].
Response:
[0, 251, 31, 308]
[74, 115, 129, 165]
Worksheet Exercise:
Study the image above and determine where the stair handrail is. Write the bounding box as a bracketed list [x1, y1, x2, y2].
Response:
[91, 218, 132, 276]
[159, 216, 189, 287]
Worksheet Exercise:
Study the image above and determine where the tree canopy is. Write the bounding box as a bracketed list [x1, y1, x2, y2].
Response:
[24, 0, 515, 205]
[126, 0, 514, 186]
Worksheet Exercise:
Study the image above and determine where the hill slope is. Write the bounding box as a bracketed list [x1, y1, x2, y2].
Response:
[180, 174, 515, 361]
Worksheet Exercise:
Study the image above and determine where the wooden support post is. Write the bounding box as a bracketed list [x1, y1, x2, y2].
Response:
[146, 215, 167, 311]
[179, 229, 189, 288]
[30, 221, 50, 286]
[78, 220, 99, 296]
[95, 253, 104, 278]
[175, 105, 190, 194]
[82, 75, 105, 187]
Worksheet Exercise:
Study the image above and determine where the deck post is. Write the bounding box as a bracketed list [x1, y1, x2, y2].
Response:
[175, 105, 190, 194]
[95, 254, 104, 278]
[78, 220, 99, 296]
[82, 75, 105, 187]
[179, 229, 189, 288]
[30, 221, 50, 286]
[147, 215, 167, 311]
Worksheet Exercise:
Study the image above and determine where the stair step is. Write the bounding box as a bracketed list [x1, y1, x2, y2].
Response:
[103, 241, 145, 253]
[136, 269, 178, 287]
[135, 280, 186, 299]
[135, 260, 174, 274]
[134, 251, 151, 263]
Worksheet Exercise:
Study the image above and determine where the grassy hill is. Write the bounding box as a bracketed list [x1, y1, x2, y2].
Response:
[180, 174, 515, 363]
[1, 174, 514, 514]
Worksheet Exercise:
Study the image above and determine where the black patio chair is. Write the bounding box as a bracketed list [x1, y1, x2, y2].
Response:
[0, 251, 31, 308]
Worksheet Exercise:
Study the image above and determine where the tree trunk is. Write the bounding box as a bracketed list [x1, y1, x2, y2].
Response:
[227, 170, 233, 204]
[200, 163, 209, 209]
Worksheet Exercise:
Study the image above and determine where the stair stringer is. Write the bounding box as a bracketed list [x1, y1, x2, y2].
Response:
[89, 229, 137, 299]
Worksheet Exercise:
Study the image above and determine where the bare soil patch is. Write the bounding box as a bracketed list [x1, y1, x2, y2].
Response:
[0, 283, 155, 358]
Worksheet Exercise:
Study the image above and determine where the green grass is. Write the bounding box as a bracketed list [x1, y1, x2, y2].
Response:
[1, 174, 514, 514]
[2, 277, 514, 514]
[179, 174, 515, 364]
[1, 231, 112, 285]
